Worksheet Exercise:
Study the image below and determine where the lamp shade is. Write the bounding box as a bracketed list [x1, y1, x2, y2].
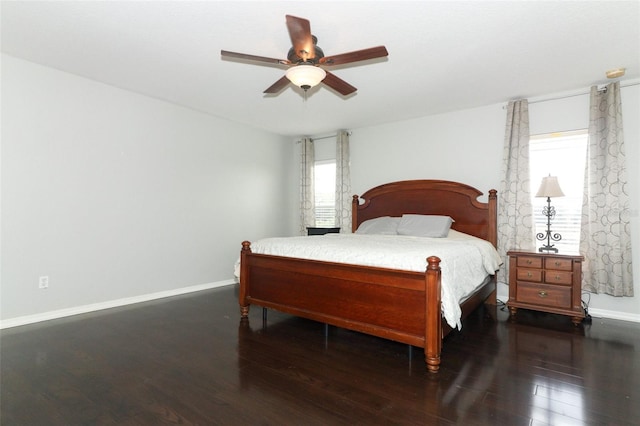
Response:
[536, 175, 564, 198]
[285, 65, 326, 90]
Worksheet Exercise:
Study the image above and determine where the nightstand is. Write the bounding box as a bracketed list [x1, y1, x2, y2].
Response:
[507, 251, 585, 325]
[306, 227, 340, 236]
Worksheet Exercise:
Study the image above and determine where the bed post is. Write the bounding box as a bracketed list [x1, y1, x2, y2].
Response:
[486, 189, 498, 305]
[488, 189, 498, 248]
[425, 256, 442, 373]
[239, 241, 252, 318]
[351, 195, 360, 233]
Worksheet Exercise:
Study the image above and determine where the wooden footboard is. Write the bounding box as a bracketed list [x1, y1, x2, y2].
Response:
[240, 241, 445, 372]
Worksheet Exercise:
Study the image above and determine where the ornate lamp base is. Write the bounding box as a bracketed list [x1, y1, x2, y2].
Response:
[538, 244, 559, 253]
[536, 197, 562, 253]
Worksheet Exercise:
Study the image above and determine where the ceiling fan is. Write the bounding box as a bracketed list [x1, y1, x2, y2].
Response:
[221, 15, 388, 96]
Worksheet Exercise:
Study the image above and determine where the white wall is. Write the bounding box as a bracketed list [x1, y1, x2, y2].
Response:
[1, 55, 292, 323]
[4, 53, 637, 324]
[351, 104, 505, 197]
[348, 84, 640, 321]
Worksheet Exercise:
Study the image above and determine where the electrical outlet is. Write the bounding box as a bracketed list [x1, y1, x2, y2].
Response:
[38, 276, 49, 289]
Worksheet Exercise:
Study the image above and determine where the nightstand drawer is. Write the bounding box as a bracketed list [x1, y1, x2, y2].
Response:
[517, 256, 542, 269]
[516, 282, 571, 309]
[544, 257, 573, 271]
[516, 268, 542, 282]
[544, 270, 572, 285]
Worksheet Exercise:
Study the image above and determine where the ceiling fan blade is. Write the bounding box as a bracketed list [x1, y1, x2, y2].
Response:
[221, 50, 290, 66]
[320, 46, 388, 66]
[322, 71, 357, 96]
[286, 15, 315, 61]
[264, 76, 291, 94]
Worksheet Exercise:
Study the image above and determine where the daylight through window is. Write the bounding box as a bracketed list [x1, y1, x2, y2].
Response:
[529, 130, 588, 254]
[314, 160, 336, 227]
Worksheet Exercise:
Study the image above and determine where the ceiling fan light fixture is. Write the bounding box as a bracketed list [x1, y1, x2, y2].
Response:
[285, 65, 326, 91]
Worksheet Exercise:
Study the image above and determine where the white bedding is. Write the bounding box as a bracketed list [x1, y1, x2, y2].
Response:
[235, 230, 502, 330]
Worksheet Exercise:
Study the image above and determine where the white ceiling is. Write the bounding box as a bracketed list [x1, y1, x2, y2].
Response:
[2, 1, 639, 137]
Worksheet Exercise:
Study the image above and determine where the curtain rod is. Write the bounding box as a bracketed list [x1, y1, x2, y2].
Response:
[312, 134, 338, 142]
[503, 80, 640, 108]
[296, 131, 352, 143]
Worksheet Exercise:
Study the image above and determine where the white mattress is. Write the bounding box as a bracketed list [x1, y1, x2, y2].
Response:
[235, 230, 502, 330]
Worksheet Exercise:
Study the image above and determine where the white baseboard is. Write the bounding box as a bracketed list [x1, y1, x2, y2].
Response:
[0, 279, 236, 330]
[587, 308, 640, 323]
[3, 280, 637, 329]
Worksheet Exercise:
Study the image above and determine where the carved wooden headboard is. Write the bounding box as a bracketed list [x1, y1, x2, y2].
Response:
[352, 180, 497, 247]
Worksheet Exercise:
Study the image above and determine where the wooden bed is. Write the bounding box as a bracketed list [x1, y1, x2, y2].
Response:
[239, 180, 498, 372]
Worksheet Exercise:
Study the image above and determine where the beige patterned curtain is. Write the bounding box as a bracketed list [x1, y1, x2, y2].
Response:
[299, 137, 315, 235]
[335, 130, 352, 232]
[580, 82, 633, 296]
[497, 100, 535, 284]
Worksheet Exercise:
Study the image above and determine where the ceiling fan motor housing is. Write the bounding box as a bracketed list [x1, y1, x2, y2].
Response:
[287, 35, 324, 64]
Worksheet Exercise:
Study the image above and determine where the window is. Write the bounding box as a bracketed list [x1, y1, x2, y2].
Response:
[529, 130, 588, 254]
[314, 160, 336, 227]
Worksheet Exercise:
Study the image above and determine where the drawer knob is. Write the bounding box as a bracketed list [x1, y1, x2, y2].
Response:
[527, 260, 533, 264]
[555, 275, 561, 280]
[527, 272, 533, 278]
[538, 291, 548, 298]
[555, 261, 561, 266]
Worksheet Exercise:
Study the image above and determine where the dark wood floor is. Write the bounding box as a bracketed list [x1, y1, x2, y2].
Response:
[1, 285, 639, 425]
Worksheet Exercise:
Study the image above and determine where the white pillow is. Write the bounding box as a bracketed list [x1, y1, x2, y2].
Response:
[397, 215, 454, 238]
[355, 216, 401, 235]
